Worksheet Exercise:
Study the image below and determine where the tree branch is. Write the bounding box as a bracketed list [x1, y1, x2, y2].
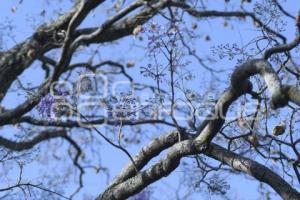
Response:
[206, 143, 300, 200]
[0, 129, 66, 151]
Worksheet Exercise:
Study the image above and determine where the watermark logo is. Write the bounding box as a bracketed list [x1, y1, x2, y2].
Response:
[37, 73, 263, 127]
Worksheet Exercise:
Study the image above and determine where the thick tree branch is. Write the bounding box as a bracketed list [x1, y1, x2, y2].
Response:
[99, 139, 201, 200]
[1, 1, 300, 199]
[0, 0, 171, 126]
[263, 35, 300, 59]
[195, 59, 287, 147]
[231, 59, 287, 108]
[110, 131, 184, 187]
[206, 144, 300, 200]
[99, 132, 300, 200]
[0, 1, 83, 102]
[101, 57, 300, 199]
[0, 0, 168, 103]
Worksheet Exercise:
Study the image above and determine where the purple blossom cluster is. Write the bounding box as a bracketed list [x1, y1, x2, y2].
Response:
[36, 89, 71, 118]
[37, 93, 56, 118]
[107, 92, 138, 121]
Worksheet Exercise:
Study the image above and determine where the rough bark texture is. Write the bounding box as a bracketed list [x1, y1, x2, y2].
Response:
[207, 144, 300, 200]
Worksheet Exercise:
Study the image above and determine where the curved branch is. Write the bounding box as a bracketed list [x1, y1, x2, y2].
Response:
[231, 59, 287, 108]
[0, 129, 66, 151]
[272, 0, 296, 20]
[195, 59, 288, 147]
[63, 135, 84, 198]
[263, 35, 300, 59]
[263, 12, 300, 59]
[101, 58, 298, 199]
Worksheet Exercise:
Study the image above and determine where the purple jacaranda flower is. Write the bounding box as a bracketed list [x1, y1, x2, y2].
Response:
[37, 93, 56, 118]
[37, 89, 71, 118]
[106, 92, 138, 121]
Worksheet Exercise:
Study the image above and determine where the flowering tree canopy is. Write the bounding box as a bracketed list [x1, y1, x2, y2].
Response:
[0, 0, 300, 199]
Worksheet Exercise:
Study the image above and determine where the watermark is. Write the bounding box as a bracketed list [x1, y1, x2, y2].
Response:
[38, 73, 264, 127]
